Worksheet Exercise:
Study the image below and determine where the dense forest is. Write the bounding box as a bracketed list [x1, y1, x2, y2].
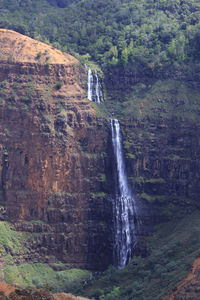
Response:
[1, 0, 200, 75]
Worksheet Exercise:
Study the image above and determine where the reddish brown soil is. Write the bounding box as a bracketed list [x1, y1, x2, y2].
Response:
[164, 258, 200, 300]
[0, 29, 78, 65]
[0, 284, 89, 300]
[0, 282, 15, 296]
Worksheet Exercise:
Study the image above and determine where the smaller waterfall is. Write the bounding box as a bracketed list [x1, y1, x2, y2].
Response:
[87, 67, 103, 103]
[95, 70, 104, 103]
[87, 67, 93, 101]
[111, 119, 138, 269]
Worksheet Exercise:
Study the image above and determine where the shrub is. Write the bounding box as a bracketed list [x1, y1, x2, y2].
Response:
[55, 81, 63, 90]
[45, 60, 50, 69]
[36, 51, 42, 60]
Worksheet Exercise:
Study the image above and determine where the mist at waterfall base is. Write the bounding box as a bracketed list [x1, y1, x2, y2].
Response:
[87, 67, 104, 103]
[111, 119, 140, 269]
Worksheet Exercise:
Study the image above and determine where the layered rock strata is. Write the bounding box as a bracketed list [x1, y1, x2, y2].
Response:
[0, 29, 113, 270]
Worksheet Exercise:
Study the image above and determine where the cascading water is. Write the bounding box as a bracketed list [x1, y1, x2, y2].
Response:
[111, 118, 139, 269]
[87, 67, 103, 103]
[87, 67, 93, 101]
[95, 70, 103, 103]
[87, 66, 138, 267]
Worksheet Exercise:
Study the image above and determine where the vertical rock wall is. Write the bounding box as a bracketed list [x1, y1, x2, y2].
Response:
[0, 30, 114, 270]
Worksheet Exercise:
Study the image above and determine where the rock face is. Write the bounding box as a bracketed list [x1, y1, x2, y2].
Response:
[0, 29, 113, 270]
[104, 67, 200, 230]
[122, 116, 200, 223]
[1, 29, 199, 277]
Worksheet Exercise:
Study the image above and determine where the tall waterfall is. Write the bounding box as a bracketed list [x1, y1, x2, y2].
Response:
[111, 118, 138, 269]
[87, 67, 103, 103]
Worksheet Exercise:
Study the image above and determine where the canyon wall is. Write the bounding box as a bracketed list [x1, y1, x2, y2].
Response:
[0, 29, 200, 275]
[0, 29, 113, 270]
[104, 66, 200, 227]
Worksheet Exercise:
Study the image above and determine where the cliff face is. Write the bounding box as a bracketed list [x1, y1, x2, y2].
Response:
[104, 67, 200, 229]
[123, 116, 200, 222]
[1, 28, 200, 285]
[0, 29, 113, 270]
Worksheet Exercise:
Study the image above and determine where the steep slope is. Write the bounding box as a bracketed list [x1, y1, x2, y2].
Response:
[0, 29, 113, 272]
[0, 1, 200, 296]
[81, 211, 200, 299]
[0, 29, 75, 64]
[164, 258, 200, 300]
[104, 72, 200, 224]
[80, 66, 200, 298]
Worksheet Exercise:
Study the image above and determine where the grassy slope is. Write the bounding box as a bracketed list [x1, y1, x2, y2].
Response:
[4, 264, 91, 293]
[0, 222, 91, 294]
[82, 211, 200, 300]
[105, 79, 200, 122]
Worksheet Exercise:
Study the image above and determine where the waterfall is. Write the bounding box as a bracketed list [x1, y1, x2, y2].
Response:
[87, 67, 103, 103]
[87, 64, 139, 267]
[111, 118, 138, 269]
[87, 67, 93, 101]
[95, 70, 104, 103]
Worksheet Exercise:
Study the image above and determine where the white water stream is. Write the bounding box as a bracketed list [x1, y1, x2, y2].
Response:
[111, 118, 138, 268]
[87, 67, 93, 101]
[87, 67, 103, 103]
[87, 67, 138, 268]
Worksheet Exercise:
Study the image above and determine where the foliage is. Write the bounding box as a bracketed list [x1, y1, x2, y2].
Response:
[82, 211, 200, 299]
[110, 78, 200, 121]
[140, 193, 167, 203]
[1, 0, 200, 77]
[55, 81, 63, 90]
[4, 263, 91, 293]
[0, 222, 91, 294]
[0, 222, 27, 256]
[91, 192, 106, 198]
[98, 173, 106, 182]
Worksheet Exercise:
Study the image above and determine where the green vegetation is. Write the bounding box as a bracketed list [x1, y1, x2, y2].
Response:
[4, 263, 91, 293]
[140, 193, 167, 203]
[36, 51, 42, 60]
[45, 59, 50, 68]
[107, 79, 200, 121]
[0, 222, 27, 257]
[0, 1, 200, 299]
[2, 0, 200, 77]
[91, 192, 106, 198]
[0, 80, 7, 101]
[126, 153, 136, 159]
[81, 211, 200, 299]
[89, 101, 108, 118]
[98, 174, 106, 182]
[0, 222, 91, 294]
[55, 80, 63, 90]
[123, 141, 132, 150]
